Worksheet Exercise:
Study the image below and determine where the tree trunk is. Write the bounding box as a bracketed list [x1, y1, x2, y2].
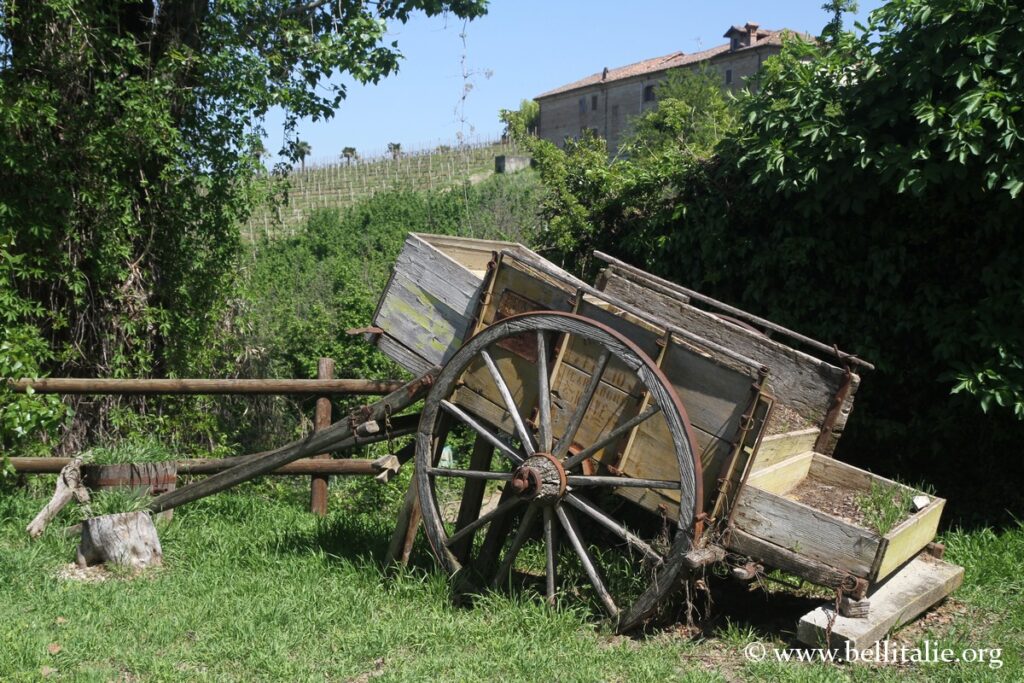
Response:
[77, 511, 163, 570]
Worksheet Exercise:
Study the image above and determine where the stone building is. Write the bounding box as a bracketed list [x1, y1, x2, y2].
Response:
[535, 22, 801, 153]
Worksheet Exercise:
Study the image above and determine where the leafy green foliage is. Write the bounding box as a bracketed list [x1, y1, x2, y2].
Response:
[0, 327, 70, 457]
[84, 436, 177, 465]
[623, 66, 738, 157]
[0, 0, 487, 453]
[227, 173, 544, 451]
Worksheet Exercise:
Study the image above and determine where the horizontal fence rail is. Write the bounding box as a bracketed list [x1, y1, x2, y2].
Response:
[7, 377, 404, 396]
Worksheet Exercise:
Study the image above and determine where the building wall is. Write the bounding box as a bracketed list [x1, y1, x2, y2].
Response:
[537, 44, 779, 154]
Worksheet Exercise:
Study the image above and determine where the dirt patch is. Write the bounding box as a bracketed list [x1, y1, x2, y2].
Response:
[765, 404, 815, 436]
[55, 563, 111, 583]
[786, 476, 870, 528]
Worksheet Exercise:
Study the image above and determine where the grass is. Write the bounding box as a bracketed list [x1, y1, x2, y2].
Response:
[855, 481, 918, 535]
[83, 437, 177, 466]
[80, 487, 152, 519]
[0, 472, 1020, 682]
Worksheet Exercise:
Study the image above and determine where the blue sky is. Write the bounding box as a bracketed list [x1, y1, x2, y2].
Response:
[263, 0, 887, 166]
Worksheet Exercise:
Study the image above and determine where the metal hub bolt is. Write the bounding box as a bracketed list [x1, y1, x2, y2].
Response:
[510, 453, 567, 505]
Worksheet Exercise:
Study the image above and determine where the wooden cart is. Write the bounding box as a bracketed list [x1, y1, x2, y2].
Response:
[369, 233, 963, 643]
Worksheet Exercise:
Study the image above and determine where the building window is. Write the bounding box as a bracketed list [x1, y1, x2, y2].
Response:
[578, 97, 586, 114]
[731, 37, 740, 51]
[725, 69, 733, 85]
[642, 85, 656, 103]
[591, 94, 598, 111]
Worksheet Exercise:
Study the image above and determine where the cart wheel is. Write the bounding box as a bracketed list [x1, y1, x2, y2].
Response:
[415, 311, 702, 632]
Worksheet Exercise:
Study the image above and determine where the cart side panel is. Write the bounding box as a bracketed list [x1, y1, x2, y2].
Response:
[572, 297, 768, 516]
[598, 270, 858, 455]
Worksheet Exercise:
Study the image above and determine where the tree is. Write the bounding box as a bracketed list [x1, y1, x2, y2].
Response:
[0, 0, 488, 450]
[388, 142, 403, 160]
[341, 147, 359, 165]
[622, 65, 738, 158]
[296, 141, 312, 171]
[500, 98, 539, 139]
[821, 0, 858, 40]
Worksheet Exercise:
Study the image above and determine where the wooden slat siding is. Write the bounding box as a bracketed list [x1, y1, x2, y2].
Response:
[549, 362, 643, 462]
[416, 234, 550, 279]
[376, 335, 434, 377]
[752, 429, 819, 472]
[618, 406, 732, 512]
[373, 234, 486, 372]
[599, 271, 857, 429]
[375, 271, 469, 364]
[456, 345, 539, 429]
[451, 385, 515, 435]
[727, 527, 862, 591]
[732, 484, 881, 577]
[745, 451, 815, 495]
[875, 498, 946, 581]
[478, 259, 575, 328]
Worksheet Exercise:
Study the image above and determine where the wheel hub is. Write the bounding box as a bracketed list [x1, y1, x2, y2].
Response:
[509, 453, 566, 504]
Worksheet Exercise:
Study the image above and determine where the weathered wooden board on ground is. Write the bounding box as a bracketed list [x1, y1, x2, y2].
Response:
[797, 554, 964, 650]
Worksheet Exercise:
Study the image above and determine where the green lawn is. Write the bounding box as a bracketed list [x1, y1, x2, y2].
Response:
[1, 474, 1019, 682]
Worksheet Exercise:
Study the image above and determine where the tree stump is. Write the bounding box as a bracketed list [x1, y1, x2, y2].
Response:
[77, 511, 163, 570]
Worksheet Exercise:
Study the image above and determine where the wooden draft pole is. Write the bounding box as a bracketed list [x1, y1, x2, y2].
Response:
[146, 370, 439, 515]
[310, 357, 334, 516]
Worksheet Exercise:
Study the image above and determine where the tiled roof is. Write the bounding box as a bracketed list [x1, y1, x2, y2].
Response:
[535, 29, 795, 100]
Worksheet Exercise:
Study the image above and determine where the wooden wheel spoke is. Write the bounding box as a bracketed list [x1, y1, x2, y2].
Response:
[564, 494, 664, 566]
[480, 348, 535, 456]
[536, 331, 553, 453]
[566, 475, 681, 490]
[556, 505, 619, 617]
[445, 496, 523, 548]
[553, 348, 612, 460]
[427, 467, 512, 481]
[491, 504, 540, 589]
[440, 400, 524, 465]
[563, 404, 662, 471]
[543, 506, 557, 604]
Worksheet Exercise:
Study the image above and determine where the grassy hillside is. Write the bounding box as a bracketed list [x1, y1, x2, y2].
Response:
[246, 140, 525, 240]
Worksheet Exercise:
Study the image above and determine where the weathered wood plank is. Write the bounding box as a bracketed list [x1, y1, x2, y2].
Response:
[732, 482, 880, 577]
[373, 234, 490, 371]
[876, 498, 946, 581]
[727, 527, 865, 593]
[797, 554, 964, 650]
[375, 270, 472, 366]
[376, 335, 434, 377]
[599, 272, 854, 426]
[746, 451, 815, 495]
[550, 362, 642, 461]
[752, 429, 819, 472]
[478, 258, 575, 328]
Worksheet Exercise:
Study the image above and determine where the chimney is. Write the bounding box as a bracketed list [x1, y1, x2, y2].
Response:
[745, 22, 760, 46]
[602, 67, 609, 81]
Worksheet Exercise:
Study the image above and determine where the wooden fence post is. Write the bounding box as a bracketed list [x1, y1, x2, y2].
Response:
[310, 357, 335, 515]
